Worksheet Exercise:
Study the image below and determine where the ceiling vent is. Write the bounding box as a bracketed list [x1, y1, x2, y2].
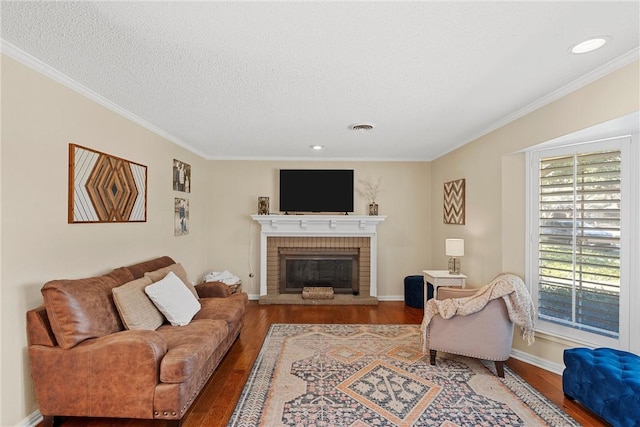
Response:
[351, 124, 374, 131]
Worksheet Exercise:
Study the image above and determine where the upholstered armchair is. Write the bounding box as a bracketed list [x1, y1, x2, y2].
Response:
[425, 286, 514, 377]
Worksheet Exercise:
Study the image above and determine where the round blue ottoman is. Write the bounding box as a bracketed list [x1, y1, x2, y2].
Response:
[404, 275, 433, 308]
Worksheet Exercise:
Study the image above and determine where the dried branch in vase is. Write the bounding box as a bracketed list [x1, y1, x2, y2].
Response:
[358, 177, 382, 204]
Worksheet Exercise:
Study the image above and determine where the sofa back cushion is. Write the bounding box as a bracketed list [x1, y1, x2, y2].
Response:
[126, 256, 176, 279]
[41, 267, 134, 349]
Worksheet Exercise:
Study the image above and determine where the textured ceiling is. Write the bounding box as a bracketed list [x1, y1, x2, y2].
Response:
[1, 1, 639, 160]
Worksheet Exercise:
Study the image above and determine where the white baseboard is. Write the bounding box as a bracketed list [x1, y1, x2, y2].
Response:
[247, 294, 406, 301]
[376, 295, 404, 301]
[510, 348, 565, 376]
[19, 410, 42, 427]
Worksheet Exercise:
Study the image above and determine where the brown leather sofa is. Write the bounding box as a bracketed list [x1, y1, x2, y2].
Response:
[26, 256, 248, 427]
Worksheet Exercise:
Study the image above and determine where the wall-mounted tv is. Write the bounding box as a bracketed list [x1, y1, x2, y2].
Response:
[279, 169, 354, 214]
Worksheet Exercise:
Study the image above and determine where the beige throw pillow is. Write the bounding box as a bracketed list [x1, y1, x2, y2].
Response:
[112, 276, 164, 330]
[145, 271, 201, 326]
[145, 263, 199, 299]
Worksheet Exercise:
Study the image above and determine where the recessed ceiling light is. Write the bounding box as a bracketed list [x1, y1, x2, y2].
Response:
[310, 145, 323, 150]
[570, 37, 608, 54]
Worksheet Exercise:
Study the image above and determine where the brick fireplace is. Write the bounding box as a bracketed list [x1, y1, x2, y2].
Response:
[269, 237, 369, 296]
[251, 215, 386, 305]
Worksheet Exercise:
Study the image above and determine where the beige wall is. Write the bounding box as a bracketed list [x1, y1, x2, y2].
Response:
[0, 55, 211, 425]
[206, 160, 432, 298]
[430, 61, 640, 366]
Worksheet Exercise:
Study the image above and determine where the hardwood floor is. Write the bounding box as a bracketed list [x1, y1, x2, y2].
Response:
[43, 301, 606, 427]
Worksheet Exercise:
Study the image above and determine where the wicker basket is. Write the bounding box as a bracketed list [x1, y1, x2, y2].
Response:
[302, 286, 334, 300]
[227, 281, 242, 294]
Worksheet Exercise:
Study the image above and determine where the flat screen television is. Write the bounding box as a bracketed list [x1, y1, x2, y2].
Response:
[279, 169, 354, 213]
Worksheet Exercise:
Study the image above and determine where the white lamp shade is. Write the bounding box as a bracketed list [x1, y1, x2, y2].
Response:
[445, 239, 464, 257]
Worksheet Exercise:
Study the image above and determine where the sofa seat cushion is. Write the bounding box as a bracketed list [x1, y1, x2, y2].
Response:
[155, 319, 228, 383]
[193, 293, 248, 328]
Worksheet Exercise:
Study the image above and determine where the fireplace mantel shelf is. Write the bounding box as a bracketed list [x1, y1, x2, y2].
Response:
[251, 215, 387, 298]
[251, 214, 386, 235]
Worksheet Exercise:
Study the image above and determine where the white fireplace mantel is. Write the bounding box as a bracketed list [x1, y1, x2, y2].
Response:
[251, 214, 386, 296]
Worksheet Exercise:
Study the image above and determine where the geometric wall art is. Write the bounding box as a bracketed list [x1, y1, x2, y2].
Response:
[443, 178, 465, 225]
[68, 144, 147, 223]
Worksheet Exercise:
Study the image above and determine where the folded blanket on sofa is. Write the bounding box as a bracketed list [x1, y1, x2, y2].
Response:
[204, 270, 241, 285]
[420, 273, 536, 352]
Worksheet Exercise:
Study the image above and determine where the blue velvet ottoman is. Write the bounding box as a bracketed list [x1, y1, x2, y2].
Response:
[563, 347, 640, 427]
[404, 275, 433, 309]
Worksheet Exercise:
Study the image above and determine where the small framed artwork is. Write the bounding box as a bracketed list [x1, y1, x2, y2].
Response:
[443, 178, 465, 225]
[174, 198, 189, 236]
[69, 144, 147, 223]
[173, 159, 191, 193]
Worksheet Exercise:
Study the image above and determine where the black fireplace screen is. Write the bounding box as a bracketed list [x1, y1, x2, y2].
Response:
[279, 252, 359, 294]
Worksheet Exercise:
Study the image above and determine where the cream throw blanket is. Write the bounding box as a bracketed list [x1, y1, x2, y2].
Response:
[420, 273, 536, 353]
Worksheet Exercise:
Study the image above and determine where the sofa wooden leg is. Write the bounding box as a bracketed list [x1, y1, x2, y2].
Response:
[429, 350, 437, 365]
[165, 420, 182, 427]
[495, 361, 505, 378]
[41, 416, 57, 427]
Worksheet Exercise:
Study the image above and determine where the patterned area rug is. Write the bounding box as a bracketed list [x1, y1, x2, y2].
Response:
[228, 324, 578, 426]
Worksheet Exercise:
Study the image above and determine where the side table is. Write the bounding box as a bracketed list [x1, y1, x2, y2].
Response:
[423, 270, 466, 301]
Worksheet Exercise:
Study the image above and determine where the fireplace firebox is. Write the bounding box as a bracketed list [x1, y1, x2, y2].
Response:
[279, 248, 359, 295]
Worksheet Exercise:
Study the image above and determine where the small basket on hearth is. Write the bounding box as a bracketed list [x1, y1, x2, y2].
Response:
[302, 287, 335, 300]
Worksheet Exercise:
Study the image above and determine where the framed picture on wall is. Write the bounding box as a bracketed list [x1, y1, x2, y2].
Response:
[68, 144, 147, 223]
[443, 178, 465, 224]
[174, 198, 189, 236]
[173, 159, 191, 192]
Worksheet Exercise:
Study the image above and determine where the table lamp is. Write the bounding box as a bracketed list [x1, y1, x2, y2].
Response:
[446, 238, 464, 274]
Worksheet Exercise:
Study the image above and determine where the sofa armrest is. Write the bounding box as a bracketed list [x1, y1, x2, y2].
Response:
[196, 281, 231, 298]
[29, 329, 168, 419]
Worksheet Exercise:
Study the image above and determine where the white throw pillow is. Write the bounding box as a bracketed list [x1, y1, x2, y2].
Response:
[145, 271, 201, 326]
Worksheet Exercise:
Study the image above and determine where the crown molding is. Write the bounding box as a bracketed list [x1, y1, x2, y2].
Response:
[204, 155, 430, 162]
[3, 38, 637, 163]
[1, 40, 208, 159]
[433, 47, 640, 160]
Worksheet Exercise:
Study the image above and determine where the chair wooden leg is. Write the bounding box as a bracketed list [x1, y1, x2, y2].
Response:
[495, 360, 505, 378]
[429, 350, 437, 365]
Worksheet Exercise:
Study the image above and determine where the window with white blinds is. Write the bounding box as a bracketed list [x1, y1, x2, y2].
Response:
[538, 149, 621, 338]
[528, 135, 633, 347]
